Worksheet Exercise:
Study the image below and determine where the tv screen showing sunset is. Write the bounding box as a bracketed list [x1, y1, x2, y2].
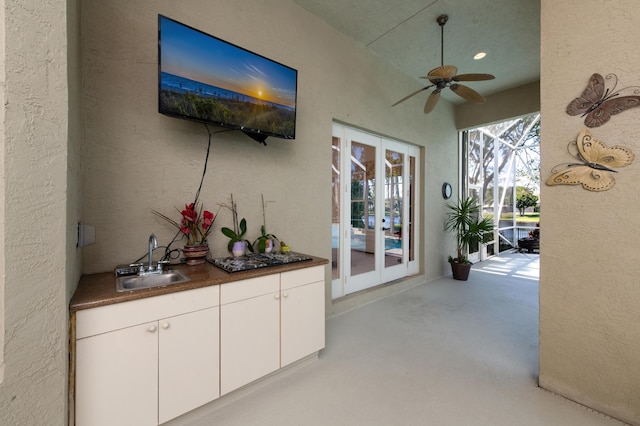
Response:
[159, 15, 297, 139]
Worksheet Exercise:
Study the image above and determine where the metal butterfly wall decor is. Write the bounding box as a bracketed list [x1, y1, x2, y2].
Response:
[546, 129, 635, 192]
[566, 73, 640, 127]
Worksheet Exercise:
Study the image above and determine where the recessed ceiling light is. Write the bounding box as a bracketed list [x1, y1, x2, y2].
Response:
[474, 52, 487, 60]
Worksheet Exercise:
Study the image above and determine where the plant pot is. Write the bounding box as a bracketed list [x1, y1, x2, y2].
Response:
[518, 238, 539, 253]
[254, 238, 273, 254]
[450, 261, 472, 281]
[232, 241, 246, 258]
[183, 244, 209, 265]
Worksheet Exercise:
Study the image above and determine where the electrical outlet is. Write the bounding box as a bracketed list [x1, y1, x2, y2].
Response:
[78, 223, 96, 247]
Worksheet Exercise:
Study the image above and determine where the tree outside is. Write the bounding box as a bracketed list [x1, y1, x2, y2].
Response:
[464, 113, 541, 253]
[516, 189, 539, 216]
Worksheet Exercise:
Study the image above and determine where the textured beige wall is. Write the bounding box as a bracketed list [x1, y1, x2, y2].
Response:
[539, 1, 640, 424]
[67, 0, 83, 301]
[0, 0, 5, 384]
[455, 81, 540, 130]
[80, 0, 458, 289]
[0, 0, 78, 424]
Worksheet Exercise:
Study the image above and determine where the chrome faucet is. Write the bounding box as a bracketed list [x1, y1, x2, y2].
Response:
[148, 233, 158, 271]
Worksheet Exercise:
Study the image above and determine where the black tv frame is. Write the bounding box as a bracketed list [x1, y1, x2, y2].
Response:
[158, 15, 298, 143]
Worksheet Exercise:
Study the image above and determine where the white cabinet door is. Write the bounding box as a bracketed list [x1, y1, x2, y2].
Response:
[159, 307, 220, 424]
[281, 281, 325, 367]
[75, 322, 158, 426]
[220, 292, 280, 395]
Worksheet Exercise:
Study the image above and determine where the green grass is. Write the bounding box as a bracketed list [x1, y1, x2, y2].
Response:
[500, 213, 540, 223]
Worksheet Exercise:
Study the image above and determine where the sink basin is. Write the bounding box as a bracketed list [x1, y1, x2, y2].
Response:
[116, 270, 190, 292]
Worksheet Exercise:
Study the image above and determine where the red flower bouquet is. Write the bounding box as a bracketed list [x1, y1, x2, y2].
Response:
[152, 202, 216, 245]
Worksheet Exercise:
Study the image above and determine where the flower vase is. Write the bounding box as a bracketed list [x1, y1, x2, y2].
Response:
[232, 241, 246, 258]
[183, 244, 209, 265]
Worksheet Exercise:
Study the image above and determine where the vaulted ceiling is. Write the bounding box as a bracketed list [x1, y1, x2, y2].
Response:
[294, 0, 540, 104]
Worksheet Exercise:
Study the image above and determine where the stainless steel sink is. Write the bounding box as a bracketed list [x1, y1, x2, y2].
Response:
[116, 270, 190, 292]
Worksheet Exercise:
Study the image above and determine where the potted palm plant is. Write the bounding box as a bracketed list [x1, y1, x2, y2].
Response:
[445, 197, 494, 281]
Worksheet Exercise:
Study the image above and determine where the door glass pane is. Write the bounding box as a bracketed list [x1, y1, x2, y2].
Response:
[409, 155, 415, 262]
[384, 149, 403, 268]
[331, 136, 341, 280]
[350, 141, 375, 276]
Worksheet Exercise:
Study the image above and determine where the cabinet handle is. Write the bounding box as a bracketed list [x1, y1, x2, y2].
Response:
[274, 294, 280, 300]
[147, 325, 157, 333]
[283, 292, 289, 298]
[162, 322, 170, 329]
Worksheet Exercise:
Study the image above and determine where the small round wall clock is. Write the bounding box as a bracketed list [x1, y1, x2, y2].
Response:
[442, 182, 452, 199]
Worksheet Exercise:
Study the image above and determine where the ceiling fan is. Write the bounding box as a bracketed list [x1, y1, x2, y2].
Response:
[392, 14, 495, 114]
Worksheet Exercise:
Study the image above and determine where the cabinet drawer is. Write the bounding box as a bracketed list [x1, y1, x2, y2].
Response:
[76, 285, 219, 339]
[281, 265, 325, 290]
[220, 274, 279, 304]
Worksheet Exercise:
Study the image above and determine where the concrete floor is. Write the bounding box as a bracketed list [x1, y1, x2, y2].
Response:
[169, 253, 627, 426]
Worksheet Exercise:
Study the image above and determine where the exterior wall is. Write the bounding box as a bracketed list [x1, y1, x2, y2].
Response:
[539, 1, 640, 424]
[79, 1, 458, 297]
[0, 0, 5, 386]
[455, 81, 540, 130]
[67, 0, 83, 301]
[0, 0, 78, 425]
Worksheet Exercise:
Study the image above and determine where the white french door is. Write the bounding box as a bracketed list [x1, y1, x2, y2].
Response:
[332, 123, 420, 298]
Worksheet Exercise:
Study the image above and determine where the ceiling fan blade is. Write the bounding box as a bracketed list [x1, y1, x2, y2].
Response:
[424, 90, 441, 114]
[453, 73, 495, 82]
[450, 84, 486, 104]
[425, 65, 458, 81]
[392, 86, 432, 107]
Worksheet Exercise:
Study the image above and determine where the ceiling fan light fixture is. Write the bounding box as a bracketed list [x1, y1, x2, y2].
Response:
[391, 13, 495, 114]
[473, 52, 487, 60]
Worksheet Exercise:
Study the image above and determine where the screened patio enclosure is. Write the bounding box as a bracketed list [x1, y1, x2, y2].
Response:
[462, 113, 540, 260]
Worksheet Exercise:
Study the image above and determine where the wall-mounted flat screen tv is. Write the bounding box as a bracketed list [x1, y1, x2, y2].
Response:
[158, 15, 298, 141]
